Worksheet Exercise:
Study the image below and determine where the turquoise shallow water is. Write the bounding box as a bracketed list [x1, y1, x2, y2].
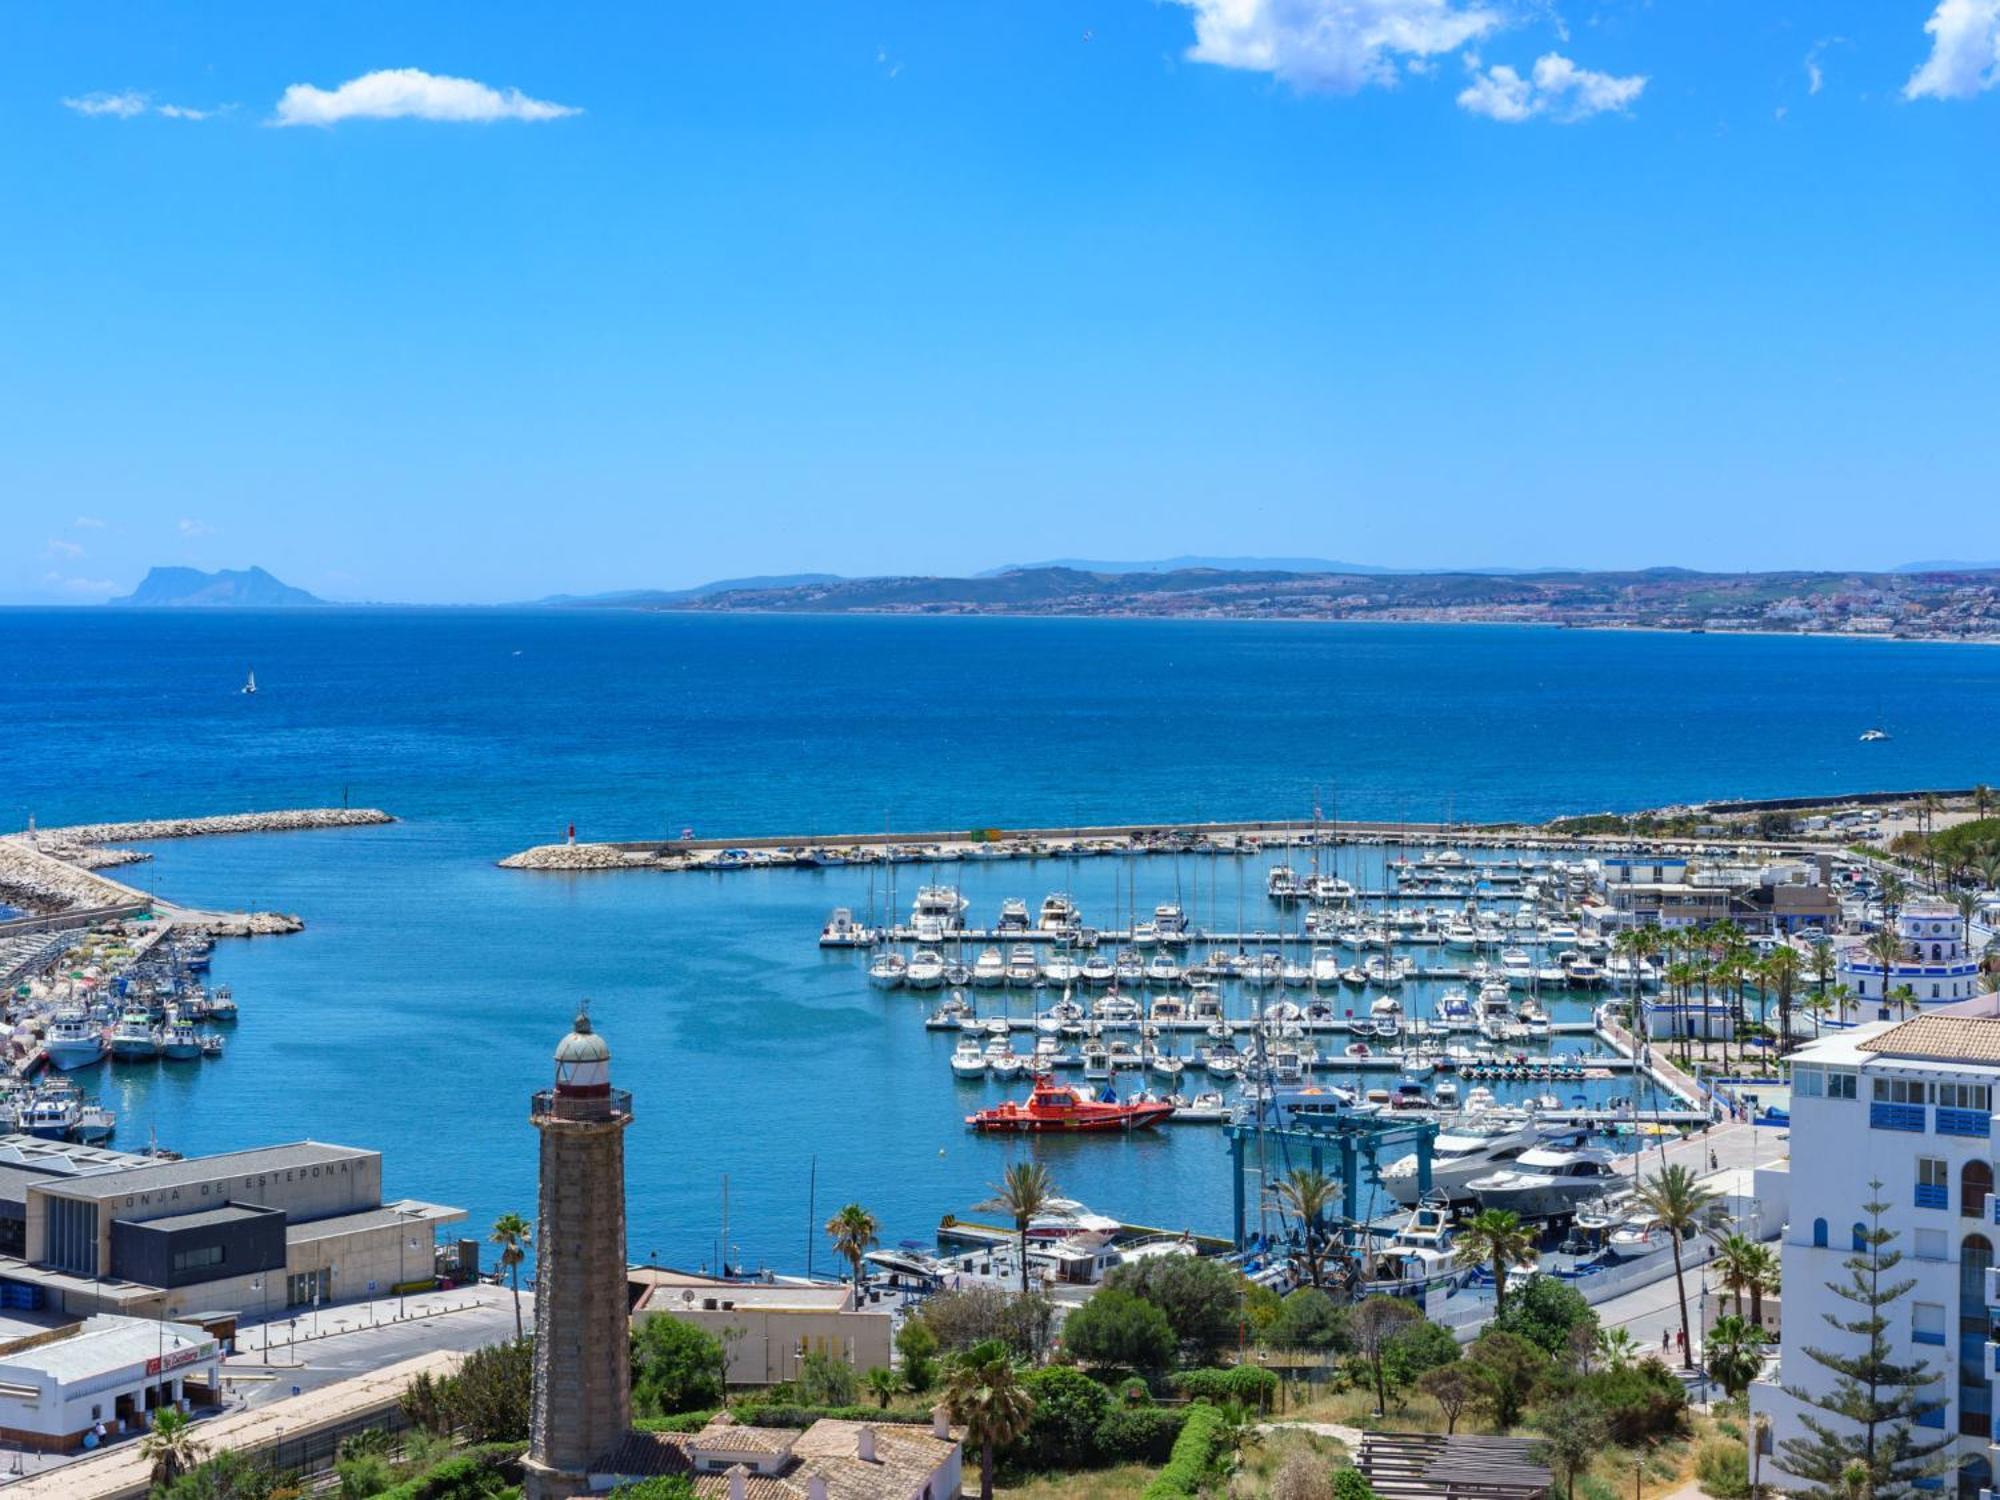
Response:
[2, 608, 1995, 1270]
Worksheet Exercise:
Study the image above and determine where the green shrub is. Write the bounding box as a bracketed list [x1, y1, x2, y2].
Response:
[632, 1410, 718, 1434]
[1576, 1358, 1689, 1445]
[1171, 1365, 1280, 1411]
[1491, 1276, 1599, 1359]
[631, 1318, 727, 1416]
[338, 1453, 395, 1500]
[1063, 1288, 1177, 1373]
[795, 1350, 858, 1407]
[1694, 1438, 1751, 1500]
[1140, 1402, 1231, 1500]
[373, 1444, 524, 1500]
[730, 1402, 936, 1427]
[1096, 1407, 1187, 1464]
[1117, 1376, 1155, 1407]
[1334, 1467, 1377, 1500]
[1019, 1366, 1112, 1470]
[608, 1481, 697, 1500]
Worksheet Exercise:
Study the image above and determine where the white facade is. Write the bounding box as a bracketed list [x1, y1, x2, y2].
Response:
[1749, 1018, 2000, 1498]
[1839, 901, 1984, 1011]
[0, 1315, 218, 1451]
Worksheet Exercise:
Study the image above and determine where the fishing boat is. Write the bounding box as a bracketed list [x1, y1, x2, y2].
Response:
[109, 1009, 161, 1061]
[966, 1075, 1175, 1132]
[72, 1102, 116, 1143]
[204, 985, 237, 1020]
[161, 1019, 203, 1061]
[44, 1010, 106, 1071]
[22, 1090, 79, 1141]
[1360, 1197, 1473, 1300]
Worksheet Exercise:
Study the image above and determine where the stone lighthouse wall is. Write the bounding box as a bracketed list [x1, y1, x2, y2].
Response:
[527, 1110, 632, 1497]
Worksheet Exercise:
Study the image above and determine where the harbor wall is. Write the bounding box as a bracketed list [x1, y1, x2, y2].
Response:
[28, 808, 393, 845]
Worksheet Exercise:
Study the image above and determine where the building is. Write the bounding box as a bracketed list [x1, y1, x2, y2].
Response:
[1599, 856, 1840, 936]
[630, 1269, 893, 1387]
[525, 1009, 635, 1500]
[1839, 899, 1986, 1012]
[596, 1409, 963, 1499]
[0, 1138, 462, 1324]
[0, 1314, 220, 1452]
[1750, 998, 2000, 1498]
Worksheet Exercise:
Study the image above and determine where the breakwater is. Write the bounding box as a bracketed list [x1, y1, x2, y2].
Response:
[32, 808, 393, 845]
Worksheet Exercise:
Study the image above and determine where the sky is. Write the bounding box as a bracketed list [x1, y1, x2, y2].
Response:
[4, 1, 1999, 605]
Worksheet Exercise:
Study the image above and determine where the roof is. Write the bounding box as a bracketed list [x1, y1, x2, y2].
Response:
[598, 1416, 959, 1500]
[286, 1200, 465, 1244]
[38, 1142, 374, 1201]
[118, 1202, 277, 1232]
[1860, 1014, 2000, 1064]
[555, 1011, 610, 1064]
[0, 1315, 211, 1383]
[687, 1414, 799, 1454]
[633, 1270, 854, 1314]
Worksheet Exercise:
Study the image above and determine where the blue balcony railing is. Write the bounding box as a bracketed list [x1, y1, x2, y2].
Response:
[1872, 1102, 1927, 1132]
[1914, 1326, 1947, 1346]
[1916, 1183, 1950, 1210]
[1937, 1107, 1992, 1138]
[1916, 1403, 1947, 1430]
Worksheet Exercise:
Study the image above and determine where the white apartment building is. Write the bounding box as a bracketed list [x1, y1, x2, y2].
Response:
[1839, 899, 1985, 1014]
[1751, 1000, 2000, 1499]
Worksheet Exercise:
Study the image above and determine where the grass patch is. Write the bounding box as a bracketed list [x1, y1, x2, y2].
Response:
[996, 1462, 1157, 1499]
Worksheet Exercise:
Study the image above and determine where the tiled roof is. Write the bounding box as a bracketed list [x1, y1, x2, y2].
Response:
[596, 1417, 958, 1500]
[1859, 1015, 2000, 1062]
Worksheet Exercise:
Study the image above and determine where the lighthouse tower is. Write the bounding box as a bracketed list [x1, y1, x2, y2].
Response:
[524, 1007, 634, 1500]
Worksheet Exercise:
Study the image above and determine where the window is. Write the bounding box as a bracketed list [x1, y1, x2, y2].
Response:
[1916, 1301, 1948, 1345]
[1878, 1077, 1931, 1105]
[1854, 1222, 1870, 1251]
[1813, 1218, 1830, 1248]
[1940, 1084, 1993, 1111]
[1828, 1070, 1858, 1100]
[1919, 1157, 1951, 1210]
[1796, 1067, 1824, 1098]
[1965, 1163, 1994, 1220]
[171, 1245, 225, 1275]
[1916, 1227, 1948, 1260]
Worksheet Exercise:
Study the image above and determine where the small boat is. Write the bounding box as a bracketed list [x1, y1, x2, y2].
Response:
[1080, 953, 1116, 987]
[950, 1038, 989, 1076]
[44, 1011, 106, 1071]
[241, 666, 257, 695]
[161, 1019, 203, 1062]
[109, 1010, 161, 1062]
[906, 949, 947, 991]
[1041, 952, 1082, 987]
[1860, 727, 1890, 743]
[198, 1034, 225, 1059]
[967, 1075, 1176, 1132]
[1145, 954, 1183, 988]
[1005, 945, 1042, 988]
[867, 952, 907, 990]
[1169, 1091, 1229, 1123]
[72, 1103, 116, 1143]
[818, 907, 873, 948]
[1150, 1048, 1185, 1079]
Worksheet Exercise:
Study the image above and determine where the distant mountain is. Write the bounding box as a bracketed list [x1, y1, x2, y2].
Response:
[979, 556, 1561, 578]
[1894, 561, 2000, 574]
[109, 566, 326, 608]
[537, 573, 844, 607]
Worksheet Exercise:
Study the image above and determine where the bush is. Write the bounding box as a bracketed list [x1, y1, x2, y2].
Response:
[1267, 1288, 1352, 1353]
[730, 1402, 937, 1427]
[609, 1482, 697, 1500]
[1577, 1358, 1689, 1444]
[1694, 1438, 1751, 1500]
[911, 1286, 1056, 1361]
[1334, 1467, 1378, 1500]
[397, 1340, 533, 1444]
[373, 1445, 523, 1500]
[1140, 1402, 1231, 1500]
[1063, 1289, 1177, 1373]
[633, 1410, 719, 1434]
[1383, 1319, 1460, 1387]
[156, 1450, 296, 1500]
[337, 1454, 394, 1500]
[1103, 1256, 1245, 1363]
[1465, 1330, 1549, 1429]
[1491, 1277, 1599, 1360]
[896, 1318, 940, 1393]
[795, 1350, 858, 1407]
[1019, 1366, 1112, 1470]
[1096, 1407, 1187, 1464]
[631, 1317, 727, 1416]
[1171, 1365, 1279, 1411]
[1116, 1376, 1155, 1407]
[1272, 1448, 1336, 1500]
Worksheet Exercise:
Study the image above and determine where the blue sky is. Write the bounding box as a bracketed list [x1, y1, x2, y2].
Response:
[5, 1, 1998, 604]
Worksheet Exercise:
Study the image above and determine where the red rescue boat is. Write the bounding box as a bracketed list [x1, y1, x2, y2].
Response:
[966, 1074, 1177, 1133]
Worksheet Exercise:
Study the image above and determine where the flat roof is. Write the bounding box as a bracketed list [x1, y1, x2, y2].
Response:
[119, 1203, 277, 1232]
[0, 1315, 211, 1383]
[38, 1142, 375, 1202]
[285, 1200, 465, 1245]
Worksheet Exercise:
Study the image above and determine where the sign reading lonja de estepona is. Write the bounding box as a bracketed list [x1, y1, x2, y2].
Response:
[108, 1158, 374, 1212]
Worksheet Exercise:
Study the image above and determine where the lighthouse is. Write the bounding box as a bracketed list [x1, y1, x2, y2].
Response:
[523, 1006, 634, 1500]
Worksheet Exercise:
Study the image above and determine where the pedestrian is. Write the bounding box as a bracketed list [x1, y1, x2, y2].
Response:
[1709, 1148, 1719, 1171]
[1662, 1327, 1670, 1351]
[1677, 1327, 1686, 1353]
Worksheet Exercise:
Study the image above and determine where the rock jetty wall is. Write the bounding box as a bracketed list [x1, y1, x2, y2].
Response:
[0, 838, 150, 913]
[34, 808, 393, 845]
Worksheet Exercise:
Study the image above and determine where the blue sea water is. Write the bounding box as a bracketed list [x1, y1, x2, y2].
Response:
[3, 608, 1996, 1273]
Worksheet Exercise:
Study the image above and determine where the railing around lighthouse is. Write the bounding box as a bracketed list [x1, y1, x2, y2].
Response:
[531, 1087, 633, 1123]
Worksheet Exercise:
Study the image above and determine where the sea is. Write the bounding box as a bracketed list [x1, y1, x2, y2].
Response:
[4, 608, 1997, 1274]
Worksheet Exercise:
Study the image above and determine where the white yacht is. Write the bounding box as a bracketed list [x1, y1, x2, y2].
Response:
[1280, 958, 1312, 988]
[1309, 950, 1342, 987]
[1005, 945, 1041, 987]
[905, 949, 946, 990]
[950, 1038, 989, 1076]
[1041, 952, 1082, 987]
[1380, 1112, 1572, 1206]
[1113, 949, 1144, 987]
[1144, 954, 1182, 988]
[1465, 1144, 1624, 1218]
[818, 907, 873, 948]
[1027, 1200, 1122, 1248]
[867, 951, 907, 989]
[913, 885, 969, 930]
[996, 899, 1032, 933]
[1360, 1198, 1472, 1299]
[1080, 952, 1117, 987]
[1038, 894, 1080, 932]
[1500, 948, 1535, 986]
[1267, 866, 1303, 901]
[972, 947, 1007, 987]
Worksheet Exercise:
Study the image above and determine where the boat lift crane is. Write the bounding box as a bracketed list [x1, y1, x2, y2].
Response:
[1222, 1108, 1440, 1253]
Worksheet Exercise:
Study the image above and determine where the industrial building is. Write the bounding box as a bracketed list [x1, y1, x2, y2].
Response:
[0, 1314, 220, 1452]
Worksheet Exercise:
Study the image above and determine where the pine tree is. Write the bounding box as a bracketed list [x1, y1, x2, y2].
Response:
[1777, 1183, 1954, 1500]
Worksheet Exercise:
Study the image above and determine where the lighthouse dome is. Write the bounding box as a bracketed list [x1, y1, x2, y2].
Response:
[555, 1010, 611, 1065]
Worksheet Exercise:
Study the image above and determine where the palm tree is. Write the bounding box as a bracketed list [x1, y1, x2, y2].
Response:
[1865, 928, 1903, 1015]
[824, 1202, 880, 1292]
[1744, 1242, 1780, 1327]
[945, 1349, 1037, 1500]
[1762, 945, 1802, 1059]
[1634, 1164, 1722, 1370]
[1712, 1233, 1762, 1320]
[864, 1365, 901, 1409]
[1704, 1314, 1770, 1399]
[1890, 983, 1918, 1021]
[977, 1161, 1056, 1296]
[1803, 989, 1833, 1038]
[1829, 981, 1855, 1028]
[1595, 1327, 1638, 1371]
[1452, 1208, 1536, 1313]
[1977, 783, 1994, 822]
[1977, 850, 2000, 894]
[1273, 1167, 1340, 1289]
[141, 1406, 207, 1488]
[490, 1211, 532, 1340]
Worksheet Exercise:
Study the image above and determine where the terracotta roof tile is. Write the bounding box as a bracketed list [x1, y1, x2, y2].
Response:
[1859, 1015, 2000, 1062]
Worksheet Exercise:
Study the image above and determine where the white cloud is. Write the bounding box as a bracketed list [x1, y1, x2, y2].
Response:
[63, 91, 149, 118]
[1458, 51, 1645, 121]
[62, 91, 219, 121]
[1906, 0, 2000, 100]
[44, 539, 84, 560]
[178, 517, 214, 537]
[271, 68, 580, 127]
[1173, 0, 1501, 93]
[72, 515, 106, 530]
[1806, 36, 1846, 96]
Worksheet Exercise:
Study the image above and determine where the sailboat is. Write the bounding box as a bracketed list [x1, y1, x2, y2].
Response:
[241, 666, 258, 696]
[1859, 726, 1889, 743]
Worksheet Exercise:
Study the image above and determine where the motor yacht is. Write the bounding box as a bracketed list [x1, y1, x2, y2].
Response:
[1360, 1197, 1472, 1300]
[913, 885, 969, 930]
[1114, 949, 1144, 987]
[996, 899, 1031, 933]
[1380, 1112, 1575, 1206]
[1500, 948, 1535, 986]
[1080, 952, 1117, 987]
[1038, 894, 1080, 932]
[1144, 954, 1183, 988]
[950, 1037, 989, 1076]
[906, 949, 947, 990]
[1465, 1144, 1624, 1218]
[1152, 904, 1189, 943]
[1041, 952, 1082, 987]
[1005, 945, 1042, 987]
[972, 947, 1007, 987]
[1280, 959, 1312, 988]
